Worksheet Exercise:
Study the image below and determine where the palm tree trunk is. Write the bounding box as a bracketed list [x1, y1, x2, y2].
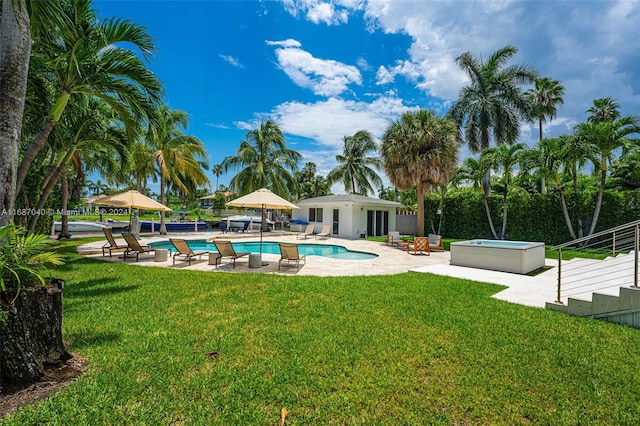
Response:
[159, 175, 167, 235]
[501, 193, 508, 239]
[538, 117, 543, 142]
[416, 182, 425, 237]
[588, 164, 607, 237]
[483, 195, 499, 239]
[27, 163, 65, 233]
[558, 187, 577, 240]
[58, 169, 72, 239]
[0, 0, 31, 226]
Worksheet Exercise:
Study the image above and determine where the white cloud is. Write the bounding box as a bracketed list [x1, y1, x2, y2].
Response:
[219, 54, 244, 68]
[268, 40, 363, 96]
[281, 0, 363, 25]
[265, 39, 302, 48]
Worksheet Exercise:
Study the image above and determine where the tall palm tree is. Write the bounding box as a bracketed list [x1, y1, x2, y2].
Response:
[326, 130, 382, 196]
[146, 106, 210, 234]
[381, 110, 459, 237]
[575, 116, 640, 236]
[0, 0, 31, 225]
[526, 77, 565, 142]
[449, 45, 537, 197]
[15, 0, 162, 197]
[222, 119, 301, 198]
[483, 143, 526, 239]
[587, 97, 621, 124]
[518, 137, 564, 194]
[211, 164, 223, 191]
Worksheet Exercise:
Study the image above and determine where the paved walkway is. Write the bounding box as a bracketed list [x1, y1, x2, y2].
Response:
[78, 231, 562, 308]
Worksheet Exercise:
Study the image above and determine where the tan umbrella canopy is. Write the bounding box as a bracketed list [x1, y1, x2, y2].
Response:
[226, 188, 298, 259]
[93, 190, 172, 212]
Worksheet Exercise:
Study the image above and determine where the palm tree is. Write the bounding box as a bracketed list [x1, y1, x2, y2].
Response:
[15, 0, 162, 197]
[0, 0, 31, 225]
[575, 116, 640, 236]
[326, 130, 382, 196]
[449, 45, 537, 196]
[146, 106, 210, 234]
[483, 143, 526, 239]
[212, 164, 223, 191]
[222, 119, 301, 198]
[587, 97, 621, 123]
[526, 77, 565, 142]
[453, 156, 497, 239]
[381, 110, 459, 237]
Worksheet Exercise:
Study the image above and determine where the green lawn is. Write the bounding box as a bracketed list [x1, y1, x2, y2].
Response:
[3, 239, 640, 424]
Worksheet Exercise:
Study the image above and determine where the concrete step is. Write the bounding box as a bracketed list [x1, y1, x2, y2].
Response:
[545, 301, 568, 313]
[591, 293, 621, 315]
[620, 286, 640, 310]
[566, 297, 593, 316]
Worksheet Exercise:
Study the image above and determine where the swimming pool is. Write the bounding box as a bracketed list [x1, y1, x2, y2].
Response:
[149, 240, 378, 260]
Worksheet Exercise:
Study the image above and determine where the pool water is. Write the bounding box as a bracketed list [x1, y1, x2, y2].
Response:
[149, 240, 378, 260]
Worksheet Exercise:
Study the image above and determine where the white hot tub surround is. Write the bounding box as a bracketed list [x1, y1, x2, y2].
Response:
[450, 239, 546, 274]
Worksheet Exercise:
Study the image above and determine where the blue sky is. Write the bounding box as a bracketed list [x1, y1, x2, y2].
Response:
[94, 0, 640, 193]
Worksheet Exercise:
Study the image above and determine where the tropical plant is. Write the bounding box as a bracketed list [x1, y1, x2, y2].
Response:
[145, 106, 210, 234]
[326, 130, 382, 196]
[449, 45, 537, 197]
[15, 0, 162, 197]
[381, 110, 459, 237]
[587, 97, 621, 124]
[0, 224, 64, 294]
[526, 77, 565, 142]
[453, 155, 497, 238]
[575, 116, 640, 236]
[212, 164, 223, 191]
[0, 0, 31, 226]
[483, 143, 526, 239]
[222, 119, 301, 198]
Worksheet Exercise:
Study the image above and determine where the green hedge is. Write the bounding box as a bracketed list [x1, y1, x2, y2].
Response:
[425, 190, 640, 245]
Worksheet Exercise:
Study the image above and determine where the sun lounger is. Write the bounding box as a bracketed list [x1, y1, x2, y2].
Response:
[122, 233, 156, 261]
[212, 240, 250, 268]
[315, 224, 331, 240]
[102, 228, 127, 257]
[278, 242, 306, 271]
[170, 238, 211, 266]
[297, 224, 315, 240]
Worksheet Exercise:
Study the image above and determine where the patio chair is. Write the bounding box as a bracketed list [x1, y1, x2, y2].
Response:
[428, 233, 445, 251]
[315, 224, 331, 240]
[122, 233, 156, 262]
[296, 224, 315, 240]
[407, 236, 430, 256]
[387, 231, 402, 247]
[102, 228, 127, 257]
[212, 239, 250, 268]
[170, 238, 210, 266]
[278, 242, 306, 271]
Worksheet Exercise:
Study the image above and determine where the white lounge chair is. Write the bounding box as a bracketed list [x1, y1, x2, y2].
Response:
[297, 224, 315, 240]
[315, 224, 331, 240]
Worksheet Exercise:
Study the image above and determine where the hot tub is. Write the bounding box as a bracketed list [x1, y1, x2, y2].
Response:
[450, 239, 545, 274]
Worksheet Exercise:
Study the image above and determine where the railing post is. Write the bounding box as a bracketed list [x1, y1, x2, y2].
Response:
[612, 230, 616, 256]
[635, 225, 639, 288]
[556, 248, 563, 303]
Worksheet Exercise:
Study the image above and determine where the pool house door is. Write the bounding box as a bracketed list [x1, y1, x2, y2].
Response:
[366, 210, 389, 237]
[332, 209, 339, 235]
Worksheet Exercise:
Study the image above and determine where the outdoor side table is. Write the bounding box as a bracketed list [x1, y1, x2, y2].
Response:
[154, 248, 168, 262]
[249, 253, 261, 268]
[209, 252, 221, 265]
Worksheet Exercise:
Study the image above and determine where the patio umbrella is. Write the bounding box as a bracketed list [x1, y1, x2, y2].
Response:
[93, 190, 172, 232]
[226, 188, 298, 260]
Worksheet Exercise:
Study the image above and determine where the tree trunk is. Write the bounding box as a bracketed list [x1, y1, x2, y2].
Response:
[558, 187, 577, 240]
[588, 164, 607, 237]
[58, 169, 72, 239]
[416, 182, 425, 237]
[501, 194, 508, 240]
[27, 164, 65, 233]
[483, 195, 499, 239]
[159, 175, 167, 234]
[0, 0, 31, 226]
[0, 280, 72, 393]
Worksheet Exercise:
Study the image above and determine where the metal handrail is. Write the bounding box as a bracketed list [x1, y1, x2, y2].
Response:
[553, 220, 640, 304]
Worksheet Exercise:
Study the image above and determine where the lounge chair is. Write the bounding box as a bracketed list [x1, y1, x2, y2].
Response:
[212, 239, 250, 268]
[407, 237, 430, 255]
[102, 228, 127, 257]
[315, 224, 331, 240]
[296, 224, 315, 240]
[278, 242, 306, 271]
[387, 231, 402, 247]
[122, 233, 156, 261]
[170, 238, 211, 266]
[428, 233, 445, 251]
